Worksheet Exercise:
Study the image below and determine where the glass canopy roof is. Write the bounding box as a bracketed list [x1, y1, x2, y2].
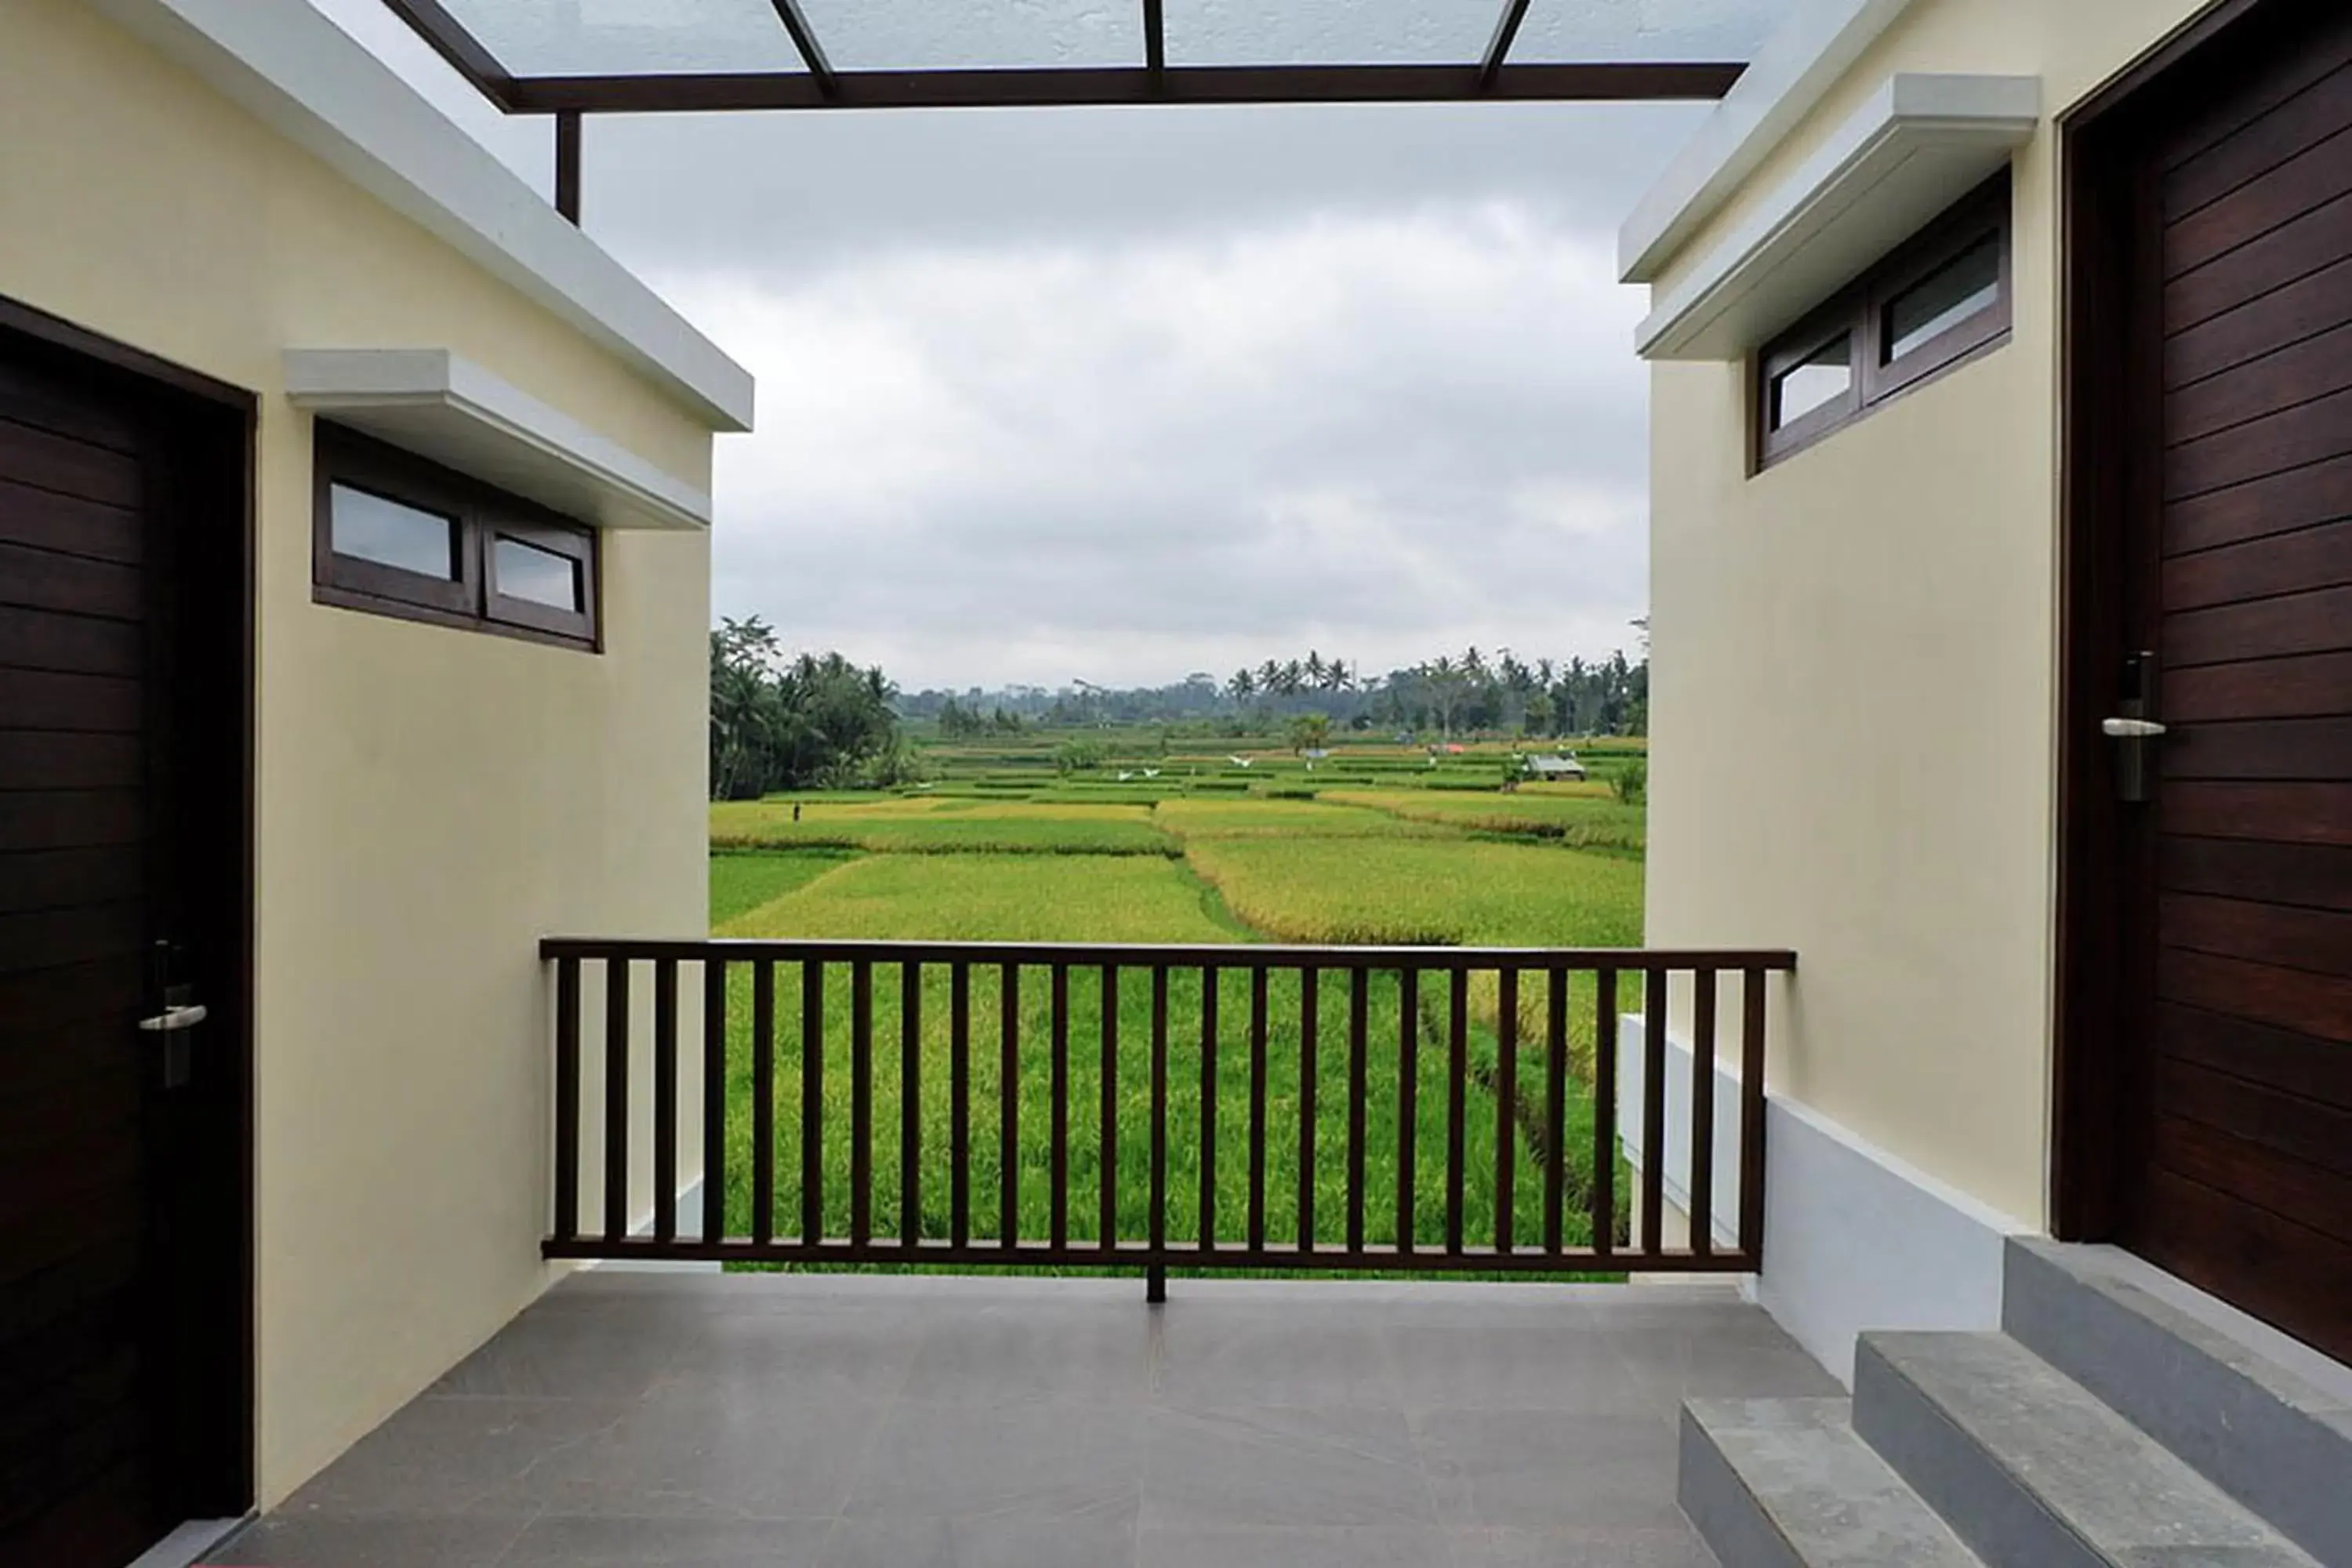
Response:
[389, 0, 1774, 113]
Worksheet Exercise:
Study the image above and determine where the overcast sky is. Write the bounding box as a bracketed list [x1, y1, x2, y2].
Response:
[315, 1, 1725, 691]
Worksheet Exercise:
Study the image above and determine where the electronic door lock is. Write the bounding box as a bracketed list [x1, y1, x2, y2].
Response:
[2108, 651, 2165, 804]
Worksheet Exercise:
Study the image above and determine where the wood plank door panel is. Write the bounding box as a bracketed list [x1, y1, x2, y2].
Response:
[2122, 2, 2352, 1365]
[0, 354, 172, 1566]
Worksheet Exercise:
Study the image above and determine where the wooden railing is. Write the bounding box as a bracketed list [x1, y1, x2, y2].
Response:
[539, 939, 1794, 1284]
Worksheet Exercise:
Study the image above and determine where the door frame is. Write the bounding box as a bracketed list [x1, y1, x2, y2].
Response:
[0, 293, 258, 1522]
[2052, 0, 2288, 1241]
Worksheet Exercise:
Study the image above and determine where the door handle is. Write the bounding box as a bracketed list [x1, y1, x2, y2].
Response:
[138, 1004, 208, 1033]
[2109, 650, 2164, 804]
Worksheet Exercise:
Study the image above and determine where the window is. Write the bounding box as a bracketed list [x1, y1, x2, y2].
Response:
[1755, 172, 2013, 469]
[314, 424, 599, 649]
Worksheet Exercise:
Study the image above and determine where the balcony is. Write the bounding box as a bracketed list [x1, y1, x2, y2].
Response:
[207, 939, 1813, 1566]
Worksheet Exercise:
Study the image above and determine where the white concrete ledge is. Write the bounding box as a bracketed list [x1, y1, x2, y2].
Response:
[93, 0, 754, 433]
[1621, 0, 1922, 284]
[1636, 73, 2041, 361]
[287, 350, 713, 532]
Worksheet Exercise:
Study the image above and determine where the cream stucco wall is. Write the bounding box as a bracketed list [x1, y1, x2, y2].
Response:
[1643, 0, 2214, 1228]
[2, 0, 720, 1504]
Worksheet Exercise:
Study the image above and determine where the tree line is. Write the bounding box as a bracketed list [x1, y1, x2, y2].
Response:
[710, 618, 911, 800]
[898, 643, 1649, 739]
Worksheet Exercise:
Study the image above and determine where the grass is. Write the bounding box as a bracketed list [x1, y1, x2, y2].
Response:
[1179, 836, 1643, 949]
[722, 853, 1232, 945]
[699, 733, 1650, 1276]
[1323, 788, 1648, 854]
[711, 798, 1175, 857]
[710, 848, 858, 927]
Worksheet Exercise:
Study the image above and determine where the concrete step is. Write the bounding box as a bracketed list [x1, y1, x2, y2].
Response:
[2003, 1237, 2352, 1568]
[1853, 1330, 2319, 1568]
[1678, 1399, 1986, 1568]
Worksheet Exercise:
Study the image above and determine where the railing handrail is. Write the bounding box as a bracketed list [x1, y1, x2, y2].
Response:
[542, 935, 1799, 971]
[543, 937, 1791, 1286]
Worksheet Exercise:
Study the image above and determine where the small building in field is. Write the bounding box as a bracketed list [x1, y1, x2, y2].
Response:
[1521, 754, 1589, 782]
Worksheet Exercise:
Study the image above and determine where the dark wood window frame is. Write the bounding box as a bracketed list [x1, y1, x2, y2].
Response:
[313, 422, 601, 651]
[1754, 170, 2016, 470]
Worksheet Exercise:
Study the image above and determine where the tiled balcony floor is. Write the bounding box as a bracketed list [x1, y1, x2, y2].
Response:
[204, 1272, 1838, 1567]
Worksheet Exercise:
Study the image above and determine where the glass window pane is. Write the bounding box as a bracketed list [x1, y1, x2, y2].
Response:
[1771, 336, 1853, 431]
[441, 0, 808, 75]
[800, 0, 1142, 71]
[331, 485, 459, 580]
[1514, 0, 1780, 64]
[495, 535, 583, 612]
[1163, 0, 1490, 67]
[1885, 234, 2002, 362]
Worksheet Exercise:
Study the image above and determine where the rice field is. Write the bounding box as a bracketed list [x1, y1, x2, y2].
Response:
[706, 733, 1648, 1272]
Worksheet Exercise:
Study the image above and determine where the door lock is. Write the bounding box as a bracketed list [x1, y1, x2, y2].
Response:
[2107, 651, 2165, 804]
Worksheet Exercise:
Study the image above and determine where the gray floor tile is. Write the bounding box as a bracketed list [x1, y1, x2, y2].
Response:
[818, 1514, 1140, 1568]
[1141, 1405, 1438, 1530]
[496, 1515, 836, 1566]
[529, 1388, 887, 1520]
[1154, 1311, 1403, 1410]
[1608, 1326, 1842, 1405]
[277, 1398, 630, 1519]
[431, 1306, 683, 1400]
[1384, 1323, 1650, 1414]
[1416, 1410, 1684, 1532]
[844, 1401, 1144, 1521]
[201, 1515, 531, 1567]
[1136, 1524, 1450, 1567]
[661, 1311, 920, 1401]
[898, 1307, 1158, 1405]
[1447, 1526, 1716, 1566]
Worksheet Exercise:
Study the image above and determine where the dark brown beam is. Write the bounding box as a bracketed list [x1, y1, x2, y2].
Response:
[1482, 0, 1535, 91]
[554, 111, 583, 224]
[766, 0, 839, 98]
[1143, 0, 1167, 85]
[505, 60, 1745, 115]
[377, 0, 514, 107]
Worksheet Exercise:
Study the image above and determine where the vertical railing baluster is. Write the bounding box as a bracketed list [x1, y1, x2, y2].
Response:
[902, 960, 922, 1253]
[1000, 963, 1019, 1252]
[801, 959, 824, 1246]
[1149, 964, 1169, 1299]
[1740, 967, 1769, 1263]
[1592, 967, 1618, 1261]
[1247, 966, 1269, 1255]
[1544, 965, 1567, 1256]
[603, 958, 630, 1246]
[1446, 967, 1468, 1256]
[753, 960, 775, 1246]
[951, 962, 970, 1249]
[1690, 967, 1718, 1258]
[702, 958, 728, 1243]
[851, 960, 872, 1247]
[1199, 964, 1218, 1255]
[554, 956, 581, 1244]
[1298, 967, 1318, 1257]
[1397, 967, 1417, 1256]
[1496, 967, 1518, 1255]
[654, 958, 679, 1245]
[1100, 963, 1119, 1257]
[1051, 963, 1069, 1252]
[1347, 967, 1368, 1255]
[1642, 967, 1668, 1258]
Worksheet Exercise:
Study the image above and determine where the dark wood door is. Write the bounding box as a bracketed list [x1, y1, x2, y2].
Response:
[0, 350, 190, 1564]
[2119, 3, 2352, 1364]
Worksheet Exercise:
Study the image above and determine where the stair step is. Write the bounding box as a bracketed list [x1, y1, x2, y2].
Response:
[2004, 1238, 2352, 1568]
[1854, 1330, 2319, 1568]
[1679, 1399, 1986, 1568]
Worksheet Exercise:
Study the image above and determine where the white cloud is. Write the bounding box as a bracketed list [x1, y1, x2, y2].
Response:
[661, 201, 1653, 688]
